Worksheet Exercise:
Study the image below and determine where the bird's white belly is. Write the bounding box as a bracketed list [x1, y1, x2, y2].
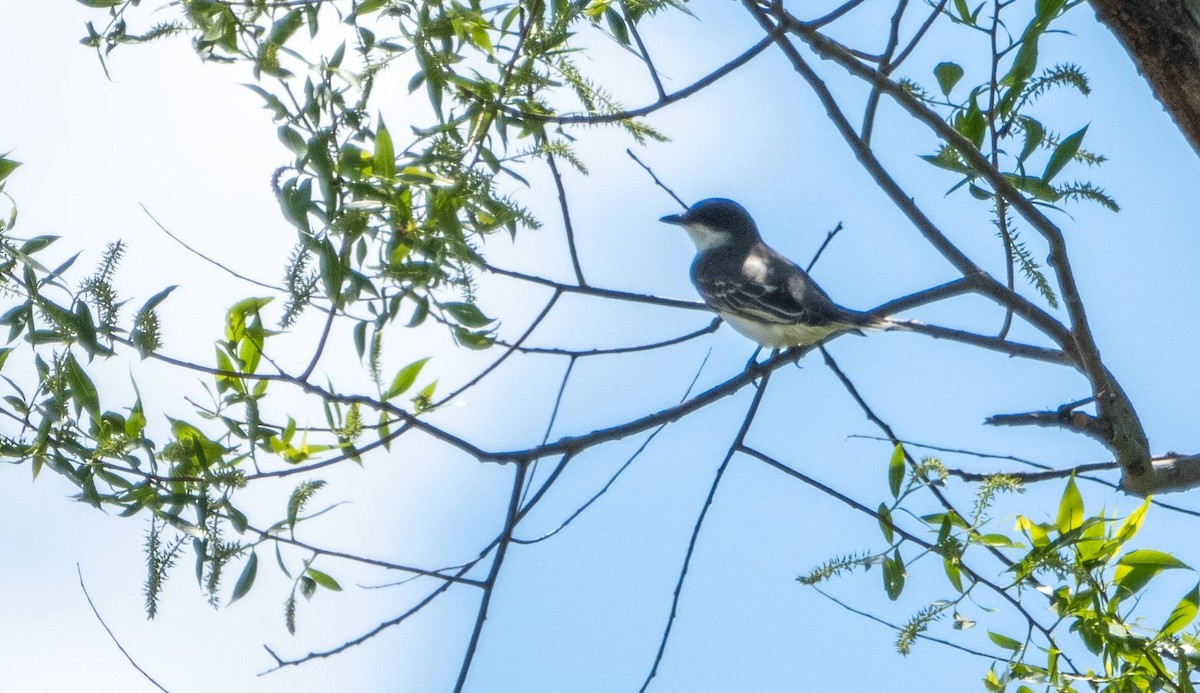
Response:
[719, 311, 846, 348]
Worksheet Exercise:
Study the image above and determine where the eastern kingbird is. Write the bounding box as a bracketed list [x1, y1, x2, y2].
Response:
[660, 198, 889, 348]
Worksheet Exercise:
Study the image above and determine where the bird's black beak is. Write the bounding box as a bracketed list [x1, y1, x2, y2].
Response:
[659, 213, 686, 225]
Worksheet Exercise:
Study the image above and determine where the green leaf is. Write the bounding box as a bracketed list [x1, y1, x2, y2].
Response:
[384, 357, 430, 400]
[1035, 0, 1066, 22]
[226, 504, 248, 533]
[305, 567, 343, 591]
[1005, 174, 1061, 202]
[954, 99, 986, 149]
[278, 126, 308, 157]
[976, 534, 1019, 549]
[64, 354, 100, 420]
[943, 554, 963, 592]
[1055, 475, 1083, 534]
[353, 321, 368, 359]
[137, 285, 178, 317]
[169, 418, 226, 466]
[888, 443, 905, 499]
[934, 62, 964, 97]
[604, 7, 629, 45]
[355, 0, 387, 16]
[1002, 38, 1040, 87]
[1043, 125, 1088, 182]
[1017, 118, 1045, 165]
[1115, 549, 1192, 599]
[229, 552, 258, 605]
[988, 631, 1024, 651]
[883, 550, 905, 600]
[374, 119, 396, 181]
[877, 503, 894, 544]
[76, 0, 123, 7]
[1114, 496, 1151, 545]
[1161, 584, 1200, 637]
[0, 156, 20, 184]
[267, 9, 304, 46]
[443, 302, 494, 328]
[953, 0, 972, 25]
[126, 393, 146, 439]
[453, 326, 494, 350]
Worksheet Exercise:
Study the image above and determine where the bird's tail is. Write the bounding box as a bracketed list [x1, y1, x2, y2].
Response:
[846, 311, 908, 332]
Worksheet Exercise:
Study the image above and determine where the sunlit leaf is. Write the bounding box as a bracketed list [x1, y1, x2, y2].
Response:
[988, 631, 1024, 651]
[883, 550, 905, 600]
[1113, 496, 1151, 546]
[0, 156, 20, 184]
[877, 503, 894, 544]
[64, 354, 100, 420]
[1043, 125, 1088, 182]
[1055, 475, 1083, 534]
[1161, 584, 1200, 637]
[305, 567, 343, 592]
[934, 62, 964, 96]
[375, 119, 396, 181]
[1115, 549, 1192, 600]
[384, 357, 430, 400]
[888, 443, 905, 499]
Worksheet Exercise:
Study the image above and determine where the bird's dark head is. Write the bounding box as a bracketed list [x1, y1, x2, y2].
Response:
[659, 198, 760, 251]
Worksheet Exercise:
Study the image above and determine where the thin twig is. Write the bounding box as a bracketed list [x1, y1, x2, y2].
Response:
[435, 290, 562, 407]
[521, 356, 576, 507]
[454, 462, 529, 692]
[742, 4, 1075, 354]
[639, 364, 774, 691]
[738, 445, 1077, 675]
[849, 434, 1200, 519]
[860, 0, 909, 143]
[494, 318, 722, 357]
[806, 0, 871, 28]
[254, 526, 486, 587]
[263, 565, 470, 670]
[77, 565, 170, 693]
[485, 34, 780, 126]
[805, 222, 843, 273]
[626, 149, 688, 210]
[298, 297, 338, 382]
[140, 204, 281, 291]
[514, 350, 711, 545]
[486, 263, 707, 311]
[812, 586, 1000, 661]
[624, 3, 667, 99]
[889, 0, 949, 68]
[546, 154, 587, 285]
[948, 461, 1117, 483]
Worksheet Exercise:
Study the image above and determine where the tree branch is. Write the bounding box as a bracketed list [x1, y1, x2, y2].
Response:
[454, 461, 528, 692]
[751, 2, 1163, 491]
[639, 361, 774, 691]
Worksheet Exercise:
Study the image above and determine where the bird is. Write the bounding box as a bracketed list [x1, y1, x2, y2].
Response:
[660, 198, 890, 348]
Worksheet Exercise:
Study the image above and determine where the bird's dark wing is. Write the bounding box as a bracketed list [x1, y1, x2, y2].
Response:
[692, 244, 853, 327]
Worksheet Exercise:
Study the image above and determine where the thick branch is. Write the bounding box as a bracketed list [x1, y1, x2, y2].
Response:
[1089, 0, 1200, 158]
[754, 4, 1159, 490]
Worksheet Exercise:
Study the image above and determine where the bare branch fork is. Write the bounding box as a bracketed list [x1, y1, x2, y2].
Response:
[742, 0, 1200, 494]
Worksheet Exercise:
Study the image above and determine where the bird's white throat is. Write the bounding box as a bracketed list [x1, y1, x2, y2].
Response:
[682, 223, 732, 252]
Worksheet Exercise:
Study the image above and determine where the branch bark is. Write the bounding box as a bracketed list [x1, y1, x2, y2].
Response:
[1089, 0, 1200, 157]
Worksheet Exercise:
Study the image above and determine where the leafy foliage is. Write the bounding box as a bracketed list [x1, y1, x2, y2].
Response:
[915, 1, 1117, 308]
[2, 0, 1191, 690]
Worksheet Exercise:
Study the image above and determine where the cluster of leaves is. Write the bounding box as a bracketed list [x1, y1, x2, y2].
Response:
[800, 444, 1200, 691]
[0, 0, 676, 638]
[905, 0, 1117, 308]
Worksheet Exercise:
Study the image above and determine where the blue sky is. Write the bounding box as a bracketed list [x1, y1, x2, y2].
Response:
[3, 2, 1200, 691]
